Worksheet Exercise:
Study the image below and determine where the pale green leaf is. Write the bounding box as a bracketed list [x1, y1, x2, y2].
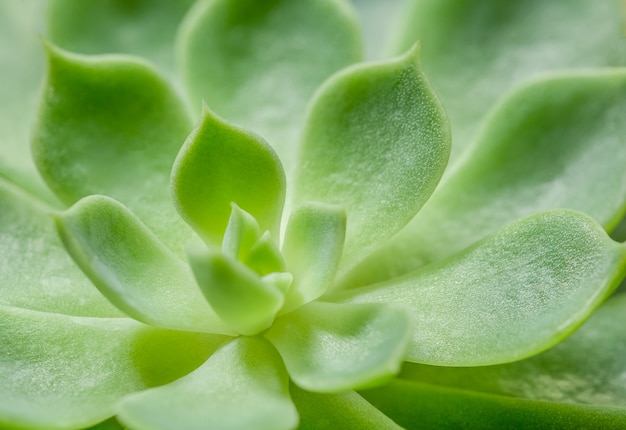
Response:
[118, 337, 298, 430]
[0, 0, 58, 203]
[244, 231, 286, 276]
[0, 178, 120, 317]
[188, 246, 284, 336]
[281, 202, 346, 312]
[177, 0, 362, 175]
[400, 293, 626, 409]
[222, 203, 262, 261]
[391, 0, 626, 163]
[350, 0, 406, 60]
[0, 305, 223, 430]
[346, 70, 626, 287]
[32, 44, 193, 254]
[47, 0, 196, 81]
[294, 45, 450, 274]
[265, 301, 411, 392]
[171, 106, 285, 245]
[291, 384, 402, 430]
[55, 195, 233, 335]
[338, 210, 626, 366]
[361, 379, 626, 430]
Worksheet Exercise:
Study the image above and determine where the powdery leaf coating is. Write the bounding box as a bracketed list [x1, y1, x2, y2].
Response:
[177, 0, 362, 175]
[56, 195, 233, 335]
[265, 301, 411, 392]
[391, 0, 626, 163]
[294, 45, 450, 274]
[118, 337, 298, 430]
[346, 70, 626, 286]
[339, 210, 626, 366]
[32, 45, 194, 255]
[0, 305, 224, 430]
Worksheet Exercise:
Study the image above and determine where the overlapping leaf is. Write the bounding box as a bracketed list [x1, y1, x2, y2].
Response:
[177, 0, 362, 175]
[339, 210, 626, 366]
[32, 45, 193, 254]
[294, 45, 450, 273]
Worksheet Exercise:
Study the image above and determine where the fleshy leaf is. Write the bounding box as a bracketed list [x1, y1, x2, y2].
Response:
[391, 0, 626, 163]
[177, 0, 362, 175]
[291, 384, 402, 430]
[32, 44, 193, 254]
[188, 246, 284, 335]
[281, 202, 346, 312]
[294, 45, 450, 273]
[0, 305, 224, 430]
[0, 1, 58, 202]
[55, 195, 233, 335]
[47, 0, 196, 80]
[361, 380, 626, 430]
[265, 301, 411, 392]
[222, 203, 262, 260]
[118, 337, 298, 430]
[345, 70, 626, 286]
[338, 210, 626, 366]
[244, 231, 286, 276]
[399, 293, 626, 408]
[171, 106, 285, 245]
[0, 178, 121, 317]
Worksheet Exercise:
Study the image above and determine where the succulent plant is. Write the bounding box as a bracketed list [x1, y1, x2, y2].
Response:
[1, 0, 625, 429]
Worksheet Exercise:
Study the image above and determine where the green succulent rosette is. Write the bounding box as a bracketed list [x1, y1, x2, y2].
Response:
[1, 1, 625, 429]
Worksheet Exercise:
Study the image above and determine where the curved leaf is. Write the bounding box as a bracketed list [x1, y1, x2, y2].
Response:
[32, 44, 193, 254]
[118, 337, 298, 430]
[0, 178, 120, 317]
[265, 301, 411, 392]
[0, 0, 57, 203]
[338, 210, 626, 366]
[294, 45, 450, 274]
[56, 195, 233, 335]
[47, 0, 196, 80]
[346, 70, 626, 286]
[281, 202, 346, 312]
[188, 246, 284, 336]
[171, 106, 285, 244]
[391, 0, 626, 163]
[177, 0, 362, 174]
[0, 305, 223, 430]
[291, 384, 402, 430]
[361, 380, 626, 430]
[400, 293, 626, 408]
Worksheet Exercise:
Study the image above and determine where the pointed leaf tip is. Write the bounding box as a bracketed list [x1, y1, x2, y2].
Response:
[294, 46, 450, 275]
[171, 107, 286, 245]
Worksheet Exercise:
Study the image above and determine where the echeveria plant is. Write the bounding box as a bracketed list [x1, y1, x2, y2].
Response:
[1, 0, 626, 429]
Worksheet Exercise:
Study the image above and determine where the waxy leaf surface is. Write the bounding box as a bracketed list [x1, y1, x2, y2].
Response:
[0, 179, 120, 317]
[392, 0, 626, 163]
[188, 246, 284, 336]
[340, 210, 626, 366]
[281, 202, 346, 312]
[32, 46, 193, 254]
[347, 70, 626, 286]
[294, 46, 450, 273]
[119, 337, 298, 430]
[0, 305, 223, 430]
[47, 0, 196, 80]
[178, 0, 361, 174]
[171, 107, 285, 244]
[266, 301, 411, 392]
[56, 195, 233, 335]
[400, 293, 626, 408]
